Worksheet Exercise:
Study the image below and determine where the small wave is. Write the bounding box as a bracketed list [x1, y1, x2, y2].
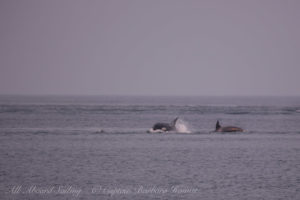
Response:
[226, 111, 250, 115]
[0, 106, 35, 114]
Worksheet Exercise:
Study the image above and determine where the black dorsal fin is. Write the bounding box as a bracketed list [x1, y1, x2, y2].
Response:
[171, 117, 179, 127]
[216, 120, 221, 130]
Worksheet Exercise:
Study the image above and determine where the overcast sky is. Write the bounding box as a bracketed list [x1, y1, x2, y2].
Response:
[0, 0, 299, 96]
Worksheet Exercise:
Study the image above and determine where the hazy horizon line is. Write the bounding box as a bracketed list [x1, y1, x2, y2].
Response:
[0, 93, 299, 98]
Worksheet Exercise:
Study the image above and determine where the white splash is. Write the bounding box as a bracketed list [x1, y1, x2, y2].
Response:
[175, 119, 191, 133]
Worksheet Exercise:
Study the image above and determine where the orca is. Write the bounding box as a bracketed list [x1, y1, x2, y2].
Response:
[151, 117, 179, 132]
[215, 120, 243, 132]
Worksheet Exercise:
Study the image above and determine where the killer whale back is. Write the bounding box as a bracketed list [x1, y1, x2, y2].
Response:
[152, 117, 179, 131]
[220, 126, 243, 132]
[215, 120, 243, 132]
[152, 123, 172, 130]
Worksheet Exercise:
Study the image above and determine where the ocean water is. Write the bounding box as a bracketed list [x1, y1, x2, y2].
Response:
[0, 95, 299, 200]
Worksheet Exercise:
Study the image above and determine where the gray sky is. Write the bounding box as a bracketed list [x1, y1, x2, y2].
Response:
[0, 0, 300, 96]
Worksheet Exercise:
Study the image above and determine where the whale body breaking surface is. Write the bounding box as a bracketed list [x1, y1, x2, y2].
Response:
[148, 118, 191, 133]
[215, 120, 244, 132]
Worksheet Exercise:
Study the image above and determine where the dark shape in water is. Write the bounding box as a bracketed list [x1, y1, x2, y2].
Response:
[215, 120, 243, 132]
[152, 117, 179, 132]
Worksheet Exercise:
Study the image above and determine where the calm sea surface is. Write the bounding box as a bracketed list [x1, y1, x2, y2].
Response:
[0, 95, 299, 199]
